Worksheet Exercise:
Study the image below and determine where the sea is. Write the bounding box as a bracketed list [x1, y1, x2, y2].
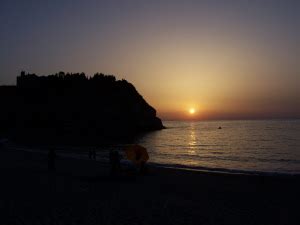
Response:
[6, 120, 300, 176]
[134, 120, 300, 175]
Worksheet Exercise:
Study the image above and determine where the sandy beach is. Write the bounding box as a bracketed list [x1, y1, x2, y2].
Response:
[0, 146, 299, 225]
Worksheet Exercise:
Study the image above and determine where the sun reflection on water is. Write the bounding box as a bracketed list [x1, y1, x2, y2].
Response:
[188, 123, 197, 155]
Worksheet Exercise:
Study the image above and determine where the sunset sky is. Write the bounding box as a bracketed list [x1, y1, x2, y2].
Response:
[1, 0, 299, 120]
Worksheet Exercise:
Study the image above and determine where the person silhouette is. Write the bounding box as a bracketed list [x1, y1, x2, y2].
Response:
[93, 150, 96, 160]
[115, 151, 121, 171]
[109, 150, 115, 175]
[109, 150, 121, 176]
[48, 149, 56, 172]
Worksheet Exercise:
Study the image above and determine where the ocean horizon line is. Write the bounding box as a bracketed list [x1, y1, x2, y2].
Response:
[161, 118, 300, 122]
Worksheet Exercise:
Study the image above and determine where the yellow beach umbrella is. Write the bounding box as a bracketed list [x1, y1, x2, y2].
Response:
[125, 144, 149, 165]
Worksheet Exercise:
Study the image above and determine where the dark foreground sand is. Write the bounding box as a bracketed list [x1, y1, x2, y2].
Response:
[0, 147, 299, 225]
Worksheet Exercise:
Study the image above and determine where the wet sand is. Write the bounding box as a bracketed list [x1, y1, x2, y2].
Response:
[0, 147, 299, 225]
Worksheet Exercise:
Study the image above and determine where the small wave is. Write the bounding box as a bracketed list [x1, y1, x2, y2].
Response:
[156, 144, 226, 148]
[278, 158, 300, 163]
[148, 162, 300, 177]
[151, 153, 300, 165]
[211, 151, 224, 155]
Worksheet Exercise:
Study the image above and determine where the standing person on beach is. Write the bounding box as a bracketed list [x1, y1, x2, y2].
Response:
[109, 150, 121, 175]
[135, 151, 147, 174]
[93, 150, 96, 160]
[115, 151, 121, 171]
[109, 150, 115, 175]
[88, 150, 92, 159]
[48, 149, 56, 172]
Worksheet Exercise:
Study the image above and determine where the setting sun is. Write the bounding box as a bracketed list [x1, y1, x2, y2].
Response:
[189, 108, 196, 114]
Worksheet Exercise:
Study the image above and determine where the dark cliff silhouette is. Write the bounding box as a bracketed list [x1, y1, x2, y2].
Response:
[0, 72, 164, 144]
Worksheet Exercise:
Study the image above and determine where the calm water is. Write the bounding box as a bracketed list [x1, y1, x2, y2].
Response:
[7, 120, 300, 175]
[135, 120, 300, 174]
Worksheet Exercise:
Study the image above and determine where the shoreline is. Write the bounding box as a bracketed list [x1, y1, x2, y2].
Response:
[2, 142, 300, 177]
[3, 142, 300, 178]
